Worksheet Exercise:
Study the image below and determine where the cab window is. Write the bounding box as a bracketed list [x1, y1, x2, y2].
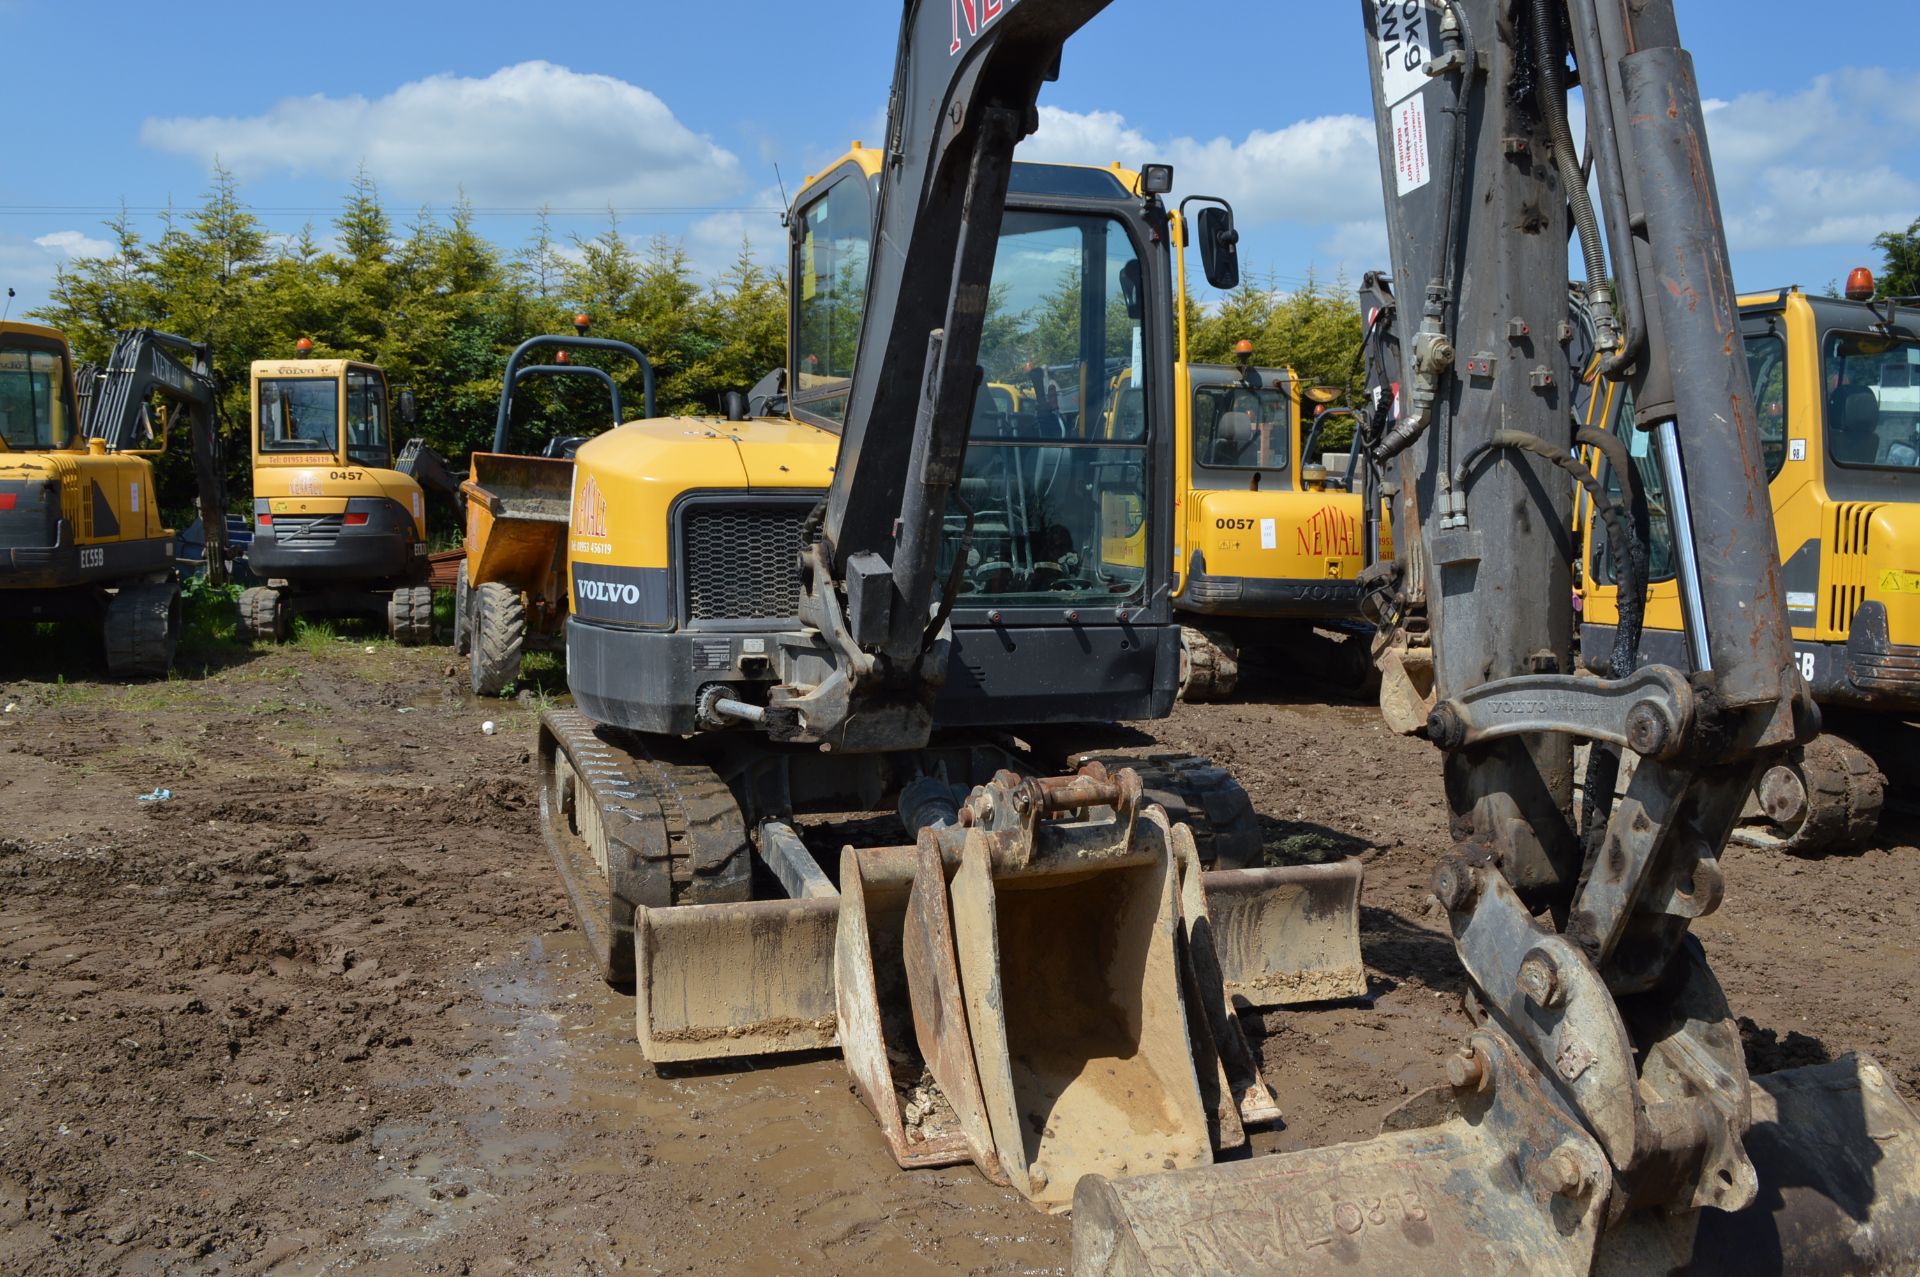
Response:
[937, 211, 1152, 608]
[258, 377, 340, 454]
[0, 341, 77, 449]
[1193, 384, 1291, 475]
[345, 368, 389, 466]
[793, 174, 872, 427]
[1745, 328, 1788, 479]
[1824, 331, 1920, 471]
[1586, 382, 1678, 588]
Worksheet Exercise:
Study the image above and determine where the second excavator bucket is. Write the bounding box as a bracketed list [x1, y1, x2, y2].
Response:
[836, 770, 1251, 1209]
[1069, 1034, 1920, 1277]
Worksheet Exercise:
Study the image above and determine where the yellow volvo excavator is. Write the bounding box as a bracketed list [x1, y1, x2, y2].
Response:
[1582, 275, 1920, 853]
[1, 323, 227, 675]
[535, 2, 1919, 1270]
[236, 343, 448, 643]
[1169, 338, 1381, 699]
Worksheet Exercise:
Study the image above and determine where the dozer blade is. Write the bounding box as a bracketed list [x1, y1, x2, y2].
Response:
[1203, 858, 1366, 1008]
[635, 897, 838, 1062]
[1072, 1036, 1920, 1277]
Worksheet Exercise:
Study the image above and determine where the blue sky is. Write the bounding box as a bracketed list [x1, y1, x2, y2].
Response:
[3, 1, 1917, 320]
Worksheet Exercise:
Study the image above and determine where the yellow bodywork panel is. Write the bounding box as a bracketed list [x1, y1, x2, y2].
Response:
[1190, 489, 1367, 585]
[0, 449, 166, 545]
[567, 416, 837, 574]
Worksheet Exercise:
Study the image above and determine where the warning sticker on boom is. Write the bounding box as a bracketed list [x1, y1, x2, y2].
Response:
[1374, 1, 1433, 108]
[1392, 94, 1431, 194]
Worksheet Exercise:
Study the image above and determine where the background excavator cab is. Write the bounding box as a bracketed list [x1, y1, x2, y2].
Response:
[237, 350, 446, 645]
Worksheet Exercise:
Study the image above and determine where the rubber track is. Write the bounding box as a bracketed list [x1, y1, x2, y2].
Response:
[538, 708, 751, 985]
[470, 582, 524, 695]
[1178, 627, 1240, 703]
[1073, 751, 1262, 869]
[104, 583, 178, 677]
[1781, 733, 1886, 856]
[389, 586, 434, 645]
[236, 587, 286, 643]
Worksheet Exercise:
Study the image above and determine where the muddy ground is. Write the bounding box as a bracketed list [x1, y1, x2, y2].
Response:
[1, 632, 1915, 1275]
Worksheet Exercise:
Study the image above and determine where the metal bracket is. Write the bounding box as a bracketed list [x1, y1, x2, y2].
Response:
[1426, 665, 1692, 757]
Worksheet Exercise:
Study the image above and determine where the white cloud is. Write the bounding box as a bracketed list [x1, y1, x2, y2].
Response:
[140, 61, 745, 210]
[33, 230, 113, 259]
[1701, 69, 1920, 252]
[686, 185, 788, 279]
[1019, 106, 1383, 227]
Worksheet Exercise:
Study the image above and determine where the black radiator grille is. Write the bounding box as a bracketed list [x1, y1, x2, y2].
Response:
[272, 514, 343, 545]
[680, 503, 808, 621]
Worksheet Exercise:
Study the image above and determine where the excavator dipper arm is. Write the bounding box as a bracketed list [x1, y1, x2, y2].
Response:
[780, 0, 1116, 749]
[87, 328, 230, 586]
[1071, 1, 1920, 1272]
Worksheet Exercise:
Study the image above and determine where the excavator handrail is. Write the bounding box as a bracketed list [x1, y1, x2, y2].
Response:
[491, 334, 655, 454]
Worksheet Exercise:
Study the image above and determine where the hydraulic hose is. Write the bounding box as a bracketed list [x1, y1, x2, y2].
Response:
[1531, 0, 1618, 352]
[1372, 0, 1477, 463]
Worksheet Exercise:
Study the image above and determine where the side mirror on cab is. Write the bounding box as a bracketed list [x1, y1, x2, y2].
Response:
[397, 389, 418, 426]
[1196, 205, 1241, 291]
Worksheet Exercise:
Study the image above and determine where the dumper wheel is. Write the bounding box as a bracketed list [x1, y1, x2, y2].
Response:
[470, 582, 525, 697]
[1754, 733, 1885, 856]
[104, 582, 181, 677]
[1073, 752, 1262, 869]
[235, 586, 288, 644]
[1178, 627, 1240, 702]
[453, 568, 471, 656]
[388, 585, 435, 646]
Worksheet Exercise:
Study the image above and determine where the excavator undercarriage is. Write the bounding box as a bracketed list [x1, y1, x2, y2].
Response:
[537, 707, 1365, 1207]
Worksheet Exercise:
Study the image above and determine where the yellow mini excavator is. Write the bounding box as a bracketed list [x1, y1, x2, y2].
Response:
[1582, 274, 1920, 853]
[237, 342, 450, 643]
[1, 323, 227, 675]
[1168, 337, 1383, 699]
[536, 2, 1920, 1270]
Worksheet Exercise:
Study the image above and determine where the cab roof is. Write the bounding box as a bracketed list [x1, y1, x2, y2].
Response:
[250, 358, 384, 377]
[801, 143, 1145, 205]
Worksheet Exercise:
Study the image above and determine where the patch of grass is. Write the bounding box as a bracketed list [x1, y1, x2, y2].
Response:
[177, 576, 247, 667]
[290, 618, 342, 656]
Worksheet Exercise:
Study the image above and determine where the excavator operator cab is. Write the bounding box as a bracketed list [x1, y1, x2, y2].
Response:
[789, 149, 1184, 722]
[0, 326, 81, 452]
[253, 360, 393, 469]
[239, 350, 436, 645]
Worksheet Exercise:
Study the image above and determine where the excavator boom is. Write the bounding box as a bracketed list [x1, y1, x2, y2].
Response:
[87, 328, 229, 586]
[1070, 0, 1920, 1271]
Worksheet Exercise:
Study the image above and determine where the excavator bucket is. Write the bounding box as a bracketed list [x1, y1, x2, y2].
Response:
[1201, 859, 1366, 1008]
[834, 775, 1260, 1210]
[1070, 1036, 1920, 1277]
